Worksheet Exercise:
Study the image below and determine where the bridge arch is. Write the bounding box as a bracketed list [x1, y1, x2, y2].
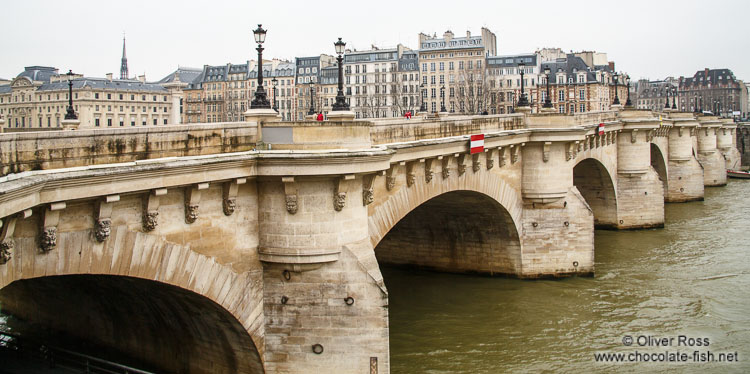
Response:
[573, 157, 618, 228]
[0, 226, 265, 374]
[368, 171, 523, 275]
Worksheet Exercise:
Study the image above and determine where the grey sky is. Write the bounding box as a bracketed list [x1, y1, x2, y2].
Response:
[1, 0, 748, 83]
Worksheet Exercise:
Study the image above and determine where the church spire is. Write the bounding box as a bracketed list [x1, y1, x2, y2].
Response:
[120, 35, 129, 80]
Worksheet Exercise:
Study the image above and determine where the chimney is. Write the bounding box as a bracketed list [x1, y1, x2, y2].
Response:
[138, 75, 146, 83]
[466, 30, 471, 38]
[608, 61, 615, 71]
[443, 30, 454, 43]
[106, 73, 113, 81]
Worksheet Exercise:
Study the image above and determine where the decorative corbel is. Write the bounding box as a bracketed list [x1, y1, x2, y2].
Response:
[362, 174, 376, 206]
[511, 145, 520, 164]
[457, 153, 467, 175]
[282, 177, 298, 214]
[334, 175, 355, 211]
[1, 216, 19, 265]
[542, 142, 552, 162]
[143, 188, 166, 232]
[630, 129, 638, 143]
[406, 161, 417, 187]
[485, 148, 495, 169]
[385, 164, 399, 191]
[498, 147, 507, 167]
[95, 194, 119, 242]
[185, 183, 209, 224]
[713, 128, 718, 136]
[424, 158, 435, 183]
[40, 202, 65, 253]
[566, 142, 575, 161]
[472, 153, 481, 172]
[690, 127, 696, 137]
[678, 127, 683, 137]
[223, 178, 246, 216]
[441, 155, 451, 179]
[583, 136, 589, 151]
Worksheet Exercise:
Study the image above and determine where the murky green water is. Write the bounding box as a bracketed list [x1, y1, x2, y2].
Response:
[384, 180, 750, 373]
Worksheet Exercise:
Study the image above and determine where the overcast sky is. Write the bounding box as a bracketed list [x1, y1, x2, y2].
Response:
[2, 0, 748, 83]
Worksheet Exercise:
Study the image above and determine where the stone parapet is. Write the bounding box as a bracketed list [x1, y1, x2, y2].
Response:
[0, 122, 259, 177]
[261, 120, 372, 150]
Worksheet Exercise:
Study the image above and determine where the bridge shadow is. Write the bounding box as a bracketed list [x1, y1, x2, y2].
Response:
[374, 190, 522, 276]
[573, 158, 618, 229]
[0, 275, 264, 374]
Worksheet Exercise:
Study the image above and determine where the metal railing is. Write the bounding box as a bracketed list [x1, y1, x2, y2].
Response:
[0, 331, 156, 374]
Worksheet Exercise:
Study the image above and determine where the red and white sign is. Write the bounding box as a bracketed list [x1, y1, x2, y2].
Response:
[598, 123, 605, 136]
[470, 134, 485, 154]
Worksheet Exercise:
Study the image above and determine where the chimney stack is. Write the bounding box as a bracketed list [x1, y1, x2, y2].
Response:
[138, 75, 146, 83]
[106, 73, 113, 81]
[466, 30, 471, 38]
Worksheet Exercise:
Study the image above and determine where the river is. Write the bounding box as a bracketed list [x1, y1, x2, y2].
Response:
[384, 180, 750, 373]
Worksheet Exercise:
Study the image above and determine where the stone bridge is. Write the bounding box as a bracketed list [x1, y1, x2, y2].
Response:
[0, 108, 743, 373]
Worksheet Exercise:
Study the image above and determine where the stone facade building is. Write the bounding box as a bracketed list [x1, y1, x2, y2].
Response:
[183, 60, 295, 123]
[343, 44, 412, 119]
[678, 68, 747, 117]
[527, 55, 623, 114]
[417, 28, 497, 114]
[486, 53, 541, 114]
[0, 66, 189, 130]
[634, 78, 679, 112]
[295, 55, 335, 120]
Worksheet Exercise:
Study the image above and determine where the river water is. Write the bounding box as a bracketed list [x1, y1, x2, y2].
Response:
[384, 180, 750, 373]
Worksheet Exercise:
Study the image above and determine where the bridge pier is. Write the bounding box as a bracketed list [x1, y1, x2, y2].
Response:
[258, 176, 389, 374]
[616, 113, 664, 229]
[521, 141, 594, 277]
[696, 116, 727, 187]
[665, 113, 704, 202]
[718, 119, 741, 170]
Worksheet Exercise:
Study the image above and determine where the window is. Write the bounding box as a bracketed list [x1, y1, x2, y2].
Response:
[559, 106, 565, 114]
[95, 118, 100, 127]
[579, 89, 585, 100]
[164, 119, 168, 125]
[107, 118, 112, 126]
[422, 63, 427, 72]
[95, 93, 99, 99]
[131, 120, 136, 126]
[559, 90, 565, 101]
[153, 118, 158, 125]
[119, 94, 123, 100]
[439, 62, 444, 71]
[579, 103, 585, 112]
[449, 62, 454, 70]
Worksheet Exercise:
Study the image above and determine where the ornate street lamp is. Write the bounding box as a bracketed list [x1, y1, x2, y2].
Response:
[250, 24, 271, 109]
[694, 96, 699, 113]
[271, 77, 278, 112]
[625, 75, 633, 107]
[440, 85, 446, 112]
[612, 72, 620, 105]
[308, 81, 316, 115]
[516, 61, 529, 107]
[332, 37, 350, 111]
[64, 70, 78, 120]
[542, 66, 553, 109]
[665, 87, 671, 109]
[419, 83, 426, 112]
[671, 87, 677, 110]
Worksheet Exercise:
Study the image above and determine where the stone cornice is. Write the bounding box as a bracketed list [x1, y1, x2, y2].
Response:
[0, 148, 394, 219]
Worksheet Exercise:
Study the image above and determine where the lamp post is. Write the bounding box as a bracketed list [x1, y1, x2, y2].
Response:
[332, 38, 349, 111]
[665, 87, 671, 109]
[307, 81, 316, 116]
[671, 87, 677, 110]
[250, 24, 271, 109]
[64, 70, 78, 120]
[542, 66, 552, 109]
[271, 77, 278, 112]
[419, 83, 426, 112]
[694, 96, 699, 113]
[516, 61, 529, 107]
[625, 75, 633, 107]
[612, 72, 620, 105]
[440, 85, 446, 112]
